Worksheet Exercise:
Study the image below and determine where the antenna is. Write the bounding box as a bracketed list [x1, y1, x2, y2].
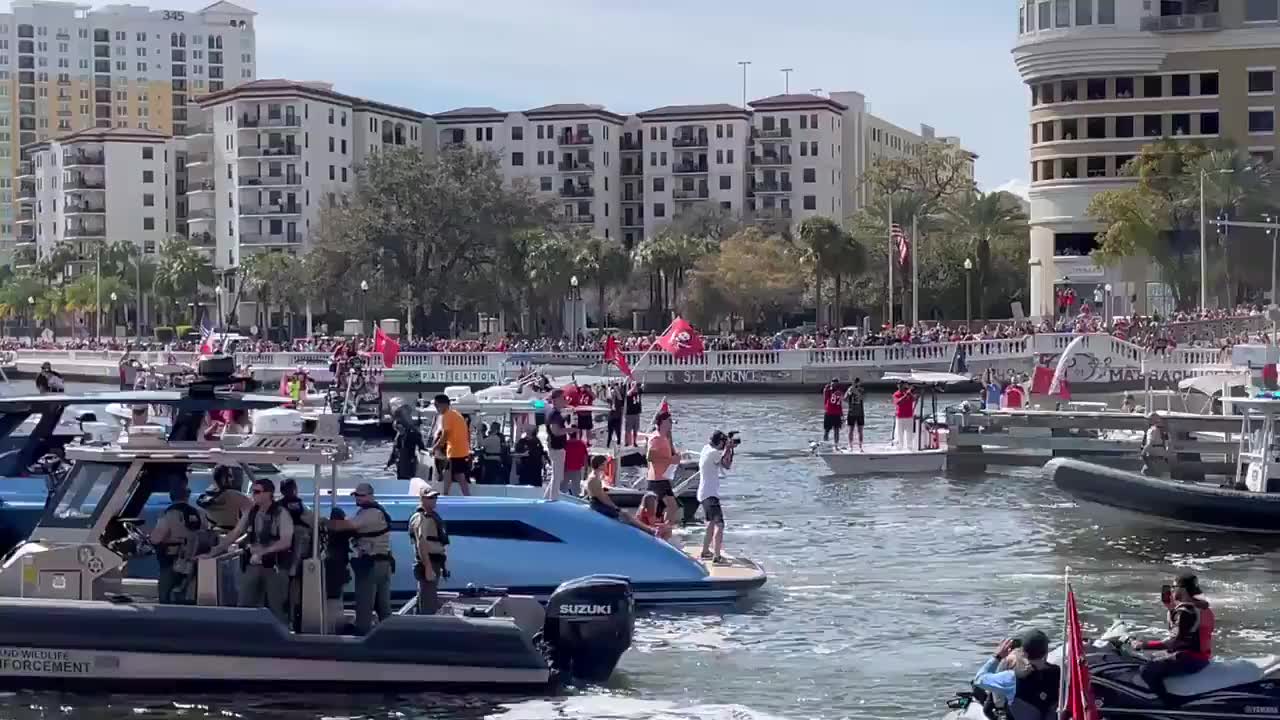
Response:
[737, 60, 751, 107]
[781, 68, 794, 94]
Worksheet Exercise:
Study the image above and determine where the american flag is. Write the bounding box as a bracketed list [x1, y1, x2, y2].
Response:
[198, 316, 216, 355]
[891, 223, 910, 266]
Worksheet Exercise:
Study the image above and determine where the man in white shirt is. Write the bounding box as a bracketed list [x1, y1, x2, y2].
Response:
[697, 430, 735, 564]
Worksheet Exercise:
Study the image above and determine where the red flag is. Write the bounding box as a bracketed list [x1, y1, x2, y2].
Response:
[1031, 366, 1072, 400]
[1065, 585, 1101, 720]
[655, 316, 705, 359]
[603, 335, 634, 378]
[373, 327, 400, 369]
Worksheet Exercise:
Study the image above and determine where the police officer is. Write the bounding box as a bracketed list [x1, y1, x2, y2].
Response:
[408, 488, 449, 614]
[211, 477, 293, 623]
[149, 482, 208, 604]
[327, 482, 392, 635]
[278, 478, 314, 629]
[197, 465, 252, 533]
[323, 506, 354, 634]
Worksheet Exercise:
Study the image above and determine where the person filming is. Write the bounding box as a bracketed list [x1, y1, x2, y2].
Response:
[697, 430, 736, 564]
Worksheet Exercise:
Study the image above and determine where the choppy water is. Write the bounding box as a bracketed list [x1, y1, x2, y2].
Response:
[6, 388, 1280, 720]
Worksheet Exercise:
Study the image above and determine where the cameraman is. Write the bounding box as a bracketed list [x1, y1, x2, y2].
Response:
[697, 430, 736, 564]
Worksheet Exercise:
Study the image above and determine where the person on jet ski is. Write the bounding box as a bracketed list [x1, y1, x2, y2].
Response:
[971, 629, 1060, 720]
[1130, 573, 1214, 706]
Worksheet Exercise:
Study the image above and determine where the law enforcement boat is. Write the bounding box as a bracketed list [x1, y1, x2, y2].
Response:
[0, 421, 633, 691]
[1045, 397, 1280, 533]
[942, 622, 1280, 720]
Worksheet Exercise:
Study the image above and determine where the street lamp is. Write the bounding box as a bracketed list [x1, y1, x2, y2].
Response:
[109, 291, 117, 340]
[1199, 167, 1234, 309]
[962, 258, 973, 326]
[569, 275, 580, 343]
[360, 280, 369, 334]
[1103, 283, 1113, 327]
[214, 285, 224, 330]
[1265, 213, 1277, 306]
[26, 296, 34, 344]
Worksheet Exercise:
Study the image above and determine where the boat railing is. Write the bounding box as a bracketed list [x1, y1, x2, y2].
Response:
[195, 550, 243, 607]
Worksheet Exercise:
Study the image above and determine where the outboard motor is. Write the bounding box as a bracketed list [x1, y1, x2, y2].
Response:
[541, 575, 633, 682]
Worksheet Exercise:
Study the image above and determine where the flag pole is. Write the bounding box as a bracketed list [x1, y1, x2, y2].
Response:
[1061, 566, 1072, 720]
[635, 317, 676, 381]
[911, 212, 919, 326]
[887, 201, 894, 327]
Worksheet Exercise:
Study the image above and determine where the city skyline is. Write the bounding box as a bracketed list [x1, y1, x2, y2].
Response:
[13, 0, 1025, 196]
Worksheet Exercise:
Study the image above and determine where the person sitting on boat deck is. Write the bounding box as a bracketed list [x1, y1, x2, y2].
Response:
[1130, 573, 1214, 706]
[891, 382, 917, 450]
[822, 378, 844, 447]
[477, 422, 508, 485]
[209, 477, 294, 624]
[432, 394, 473, 497]
[544, 389, 570, 501]
[385, 397, 427, 482]
[197, 465, 253, 533]
[634, 492, 673, 542]
[564, 430, 588, 496]
[149, 480, 209, 605]
[971, 630, 1059, 720]
[844, 379, 866, 451]
[698, 430, 735, 564]
[409, 487, 449, 615]
[1122, 393, 1138, 413]
[515, 424, 547, 487]
[323, 506, 354, 634]
[279, 478, 315, 630]
[1141, 413, 1169, 478]
[585, 455, 652, 532]
[36, 362, 65, 394]
[325, 482, 393, 635]
[646, 410, 679, 522]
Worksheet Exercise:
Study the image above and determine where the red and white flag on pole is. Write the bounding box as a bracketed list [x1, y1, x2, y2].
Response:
[602, 335, 633, 378]
[891, 223, 910, 267]
[1064, 583, 1100, 720]
[373, 327, 400, 369]
[655, 316, 705, 359]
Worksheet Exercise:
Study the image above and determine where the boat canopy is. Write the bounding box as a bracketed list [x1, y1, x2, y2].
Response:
[0, 391, 290, 412]
[1177, 373, 1249, 397]
[882, 371, 972, 386]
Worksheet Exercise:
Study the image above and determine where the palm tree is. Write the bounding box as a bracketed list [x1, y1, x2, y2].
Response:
[572, 234, 631, 327]
[945, 190, 1028, 321]
[632, 231, 715, 322]
[1194, 148, 1277, 305]
[155, 236, 215, 325]
[240, 252, 297, 333]
[798, 217, 845, 327]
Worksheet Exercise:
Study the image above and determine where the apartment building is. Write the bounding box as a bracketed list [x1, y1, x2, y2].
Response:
[1, 0, 257, 265]
[185, 79, 430, 290]
[17, 126, 171, 275]
[746, 94, 848, 226]
[1014, 0, 1280, 318]
[433, 104, 626, 242]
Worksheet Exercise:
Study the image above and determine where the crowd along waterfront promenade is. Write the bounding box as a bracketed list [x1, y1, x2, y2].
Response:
[9, 331, 1242, 394]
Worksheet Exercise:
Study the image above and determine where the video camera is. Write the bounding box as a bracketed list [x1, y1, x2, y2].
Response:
[726, 431, 742, 448]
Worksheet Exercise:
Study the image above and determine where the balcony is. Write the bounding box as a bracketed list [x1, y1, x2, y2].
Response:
[187, 180, 216, 194]
[568, 213, 596, 224]
[16, 184, 35, 202]
[185, 122, 213, 137]
[673, 135, 709, 149]
[621, 193, 644, 203]
[65, 226, 106, 240]
[620, 138, 643, 152]
[16, 161, 32, 178]
[189, 231, 215, 247]
[752, 153, 793, 166]
[621, 164, 644, 177]
[756, 207, 794, 220]
[754, 127, 792, 140]
[63, 151, 104, 167]
[239, 173, 303, 187]
[673, 188, 710, 200]
[672, 162, 709, 175]
[557, 160, 595, 174]
[238, 145, 301, 159]
[240, 203, 302, 217]
[238, 115, 303, 129]
[64, 177, 105, 190]
[241, 232, 301, 246]
[558, 133, 594, 146]
[559, 185, 595, 199]
[622, 218, 644, 229]
[65, 202, 105, 215]
[186, 152, 213, 167]
[188, 208, 216, 221]
[755, 181, 793, 194]
[15, 209, 33, 224]
[1140, 13, 1220, 32]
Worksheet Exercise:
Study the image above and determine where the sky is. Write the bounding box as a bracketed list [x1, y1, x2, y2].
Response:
[18, 0, 1032, 196]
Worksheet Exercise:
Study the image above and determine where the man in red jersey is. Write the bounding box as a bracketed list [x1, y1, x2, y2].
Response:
[821, 378, 844, 448]
[892, 381, 917, 450]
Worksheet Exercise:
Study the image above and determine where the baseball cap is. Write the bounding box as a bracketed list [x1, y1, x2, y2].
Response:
[420, 488, 440, 498]
[1019, 629, 1050, 660]
[351, 482, 375, 497]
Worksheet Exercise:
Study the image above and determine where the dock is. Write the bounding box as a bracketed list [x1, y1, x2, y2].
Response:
[946, 409, 1244, 481]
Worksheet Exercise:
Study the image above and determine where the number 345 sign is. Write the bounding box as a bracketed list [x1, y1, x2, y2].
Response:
[162, 10, 185, 21]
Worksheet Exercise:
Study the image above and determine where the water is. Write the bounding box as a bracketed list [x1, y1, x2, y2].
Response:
[7, 388, 1280, 720]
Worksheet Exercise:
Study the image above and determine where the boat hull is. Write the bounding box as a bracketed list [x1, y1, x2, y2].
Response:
[1045, 457, 1280, 533]
[818, 445, 947, 475]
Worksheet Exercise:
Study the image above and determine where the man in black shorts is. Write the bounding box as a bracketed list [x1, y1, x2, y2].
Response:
[822, 378, 844, 446]
[844, 378, 866, 451]
[606, 382, 624, 447]
[697, 430, 734, 564]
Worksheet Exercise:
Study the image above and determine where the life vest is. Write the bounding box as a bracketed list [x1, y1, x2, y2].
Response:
[156, 502, 204, 559]
[280, 496, 312, 565]
[352, 502, 393, 558]
[409, 508, 449, 557]
[1010, 663, 1061, 720]
[245, 502, 286, 568]
[1171, 601, 1214, 661]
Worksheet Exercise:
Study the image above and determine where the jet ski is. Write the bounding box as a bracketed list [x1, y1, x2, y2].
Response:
[942, 622, 1280, 720]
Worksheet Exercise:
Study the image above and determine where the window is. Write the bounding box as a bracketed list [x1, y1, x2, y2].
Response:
[803, 168, 816, 183]
[800, 143, 808, 157]
[1171, 74, 1190, 97]
[511, 126, 523, 140]
[1086, 156, 1106, 178]
[1086, 117, 1106, 139]
[803, 195, 817, 210]
[1249, 70, 1275, 94]
[1249, 110, 1275, 134]
[1115, 154, 1134, 173]
[329, 165, 335, 180]
[808, 142, 817, 156]
[653, 177, 664, 192]
[1143, 76, 1162, 98]
[1061, 80, 1077, 102]
[511, 151, 523, 166]
[727, 149, 735, 164]
[1116, 115, 1134, 138]
[1246, 0, 1279, 21]
[1200, 112, 1219, 135]
[799, 115, 808, 129]
[328, 136, 334, 152]
[143, 193, 154, 207]
[475, 127, 482, 142]
[540, 176, 552, 192]
[1098, 0, 1114, 23]
[1061, 118, 1078, 140]
[341, 139, 346, 155]
[1038, 1, 1051, 30]
[1055, 0, 1070, 26]
[1116, 77, 1134, 98]
[1086, 78, 1106, 100]
[1061, 157, 1078, 179]
[720, 175, 731, 190]
[142, 169, 154, 183]
[342, 167, 348, 182]
[143, 217, 154, 230]
[1040, 83, 1055, 104]
[1076, 0, 1092, 25]
[47, 462, 125, 526]
[1171, 113, 1191, 136]
[141, 146, 153, 160]
[653, 202, 665, 218]
[1144, 115, 1163, 137]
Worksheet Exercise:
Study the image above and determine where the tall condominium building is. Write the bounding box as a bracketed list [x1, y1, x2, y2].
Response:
[3, 0, 257, 267]
[1014, 0, 1280, 318]
[433, 93, 972, 248]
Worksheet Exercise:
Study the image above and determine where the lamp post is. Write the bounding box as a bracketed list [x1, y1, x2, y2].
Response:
[1265, 213, 1277, 306]
[214, 285, 224, 331]
[26, 296, 34, 344]
[569, 275, 580, 344]
[109, 291, 117, 340]
[1199, 167, 1234, 309]
[1103, 283, 1113, 327]
[963, 258, 973, 326]
[359, 280, 369, 334]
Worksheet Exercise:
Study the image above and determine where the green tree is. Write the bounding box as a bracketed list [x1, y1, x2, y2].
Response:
[686, 227, 806, 329]
[944, 190, 1028, 320]
[240, 252, 297, 331]
[797, 217, 865, 326]
[631, 230, 715, 321]
[572, 233, 631, 327]
[154, 236, 215, 325]
[861, 142, 977, 218]
[523, 229, 576, 335]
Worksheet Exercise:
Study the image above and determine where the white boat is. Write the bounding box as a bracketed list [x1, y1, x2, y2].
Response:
[816, 371, 968, 476]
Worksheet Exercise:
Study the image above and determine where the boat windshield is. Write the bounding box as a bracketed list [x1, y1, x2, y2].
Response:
[47, 461, 127, 526]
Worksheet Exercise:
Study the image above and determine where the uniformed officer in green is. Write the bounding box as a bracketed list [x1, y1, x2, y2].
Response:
[211, 477, 294, 623]
[408, 488, 449, 614]
[327, 482, 392, 634]
[149, 482, 208, 604]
